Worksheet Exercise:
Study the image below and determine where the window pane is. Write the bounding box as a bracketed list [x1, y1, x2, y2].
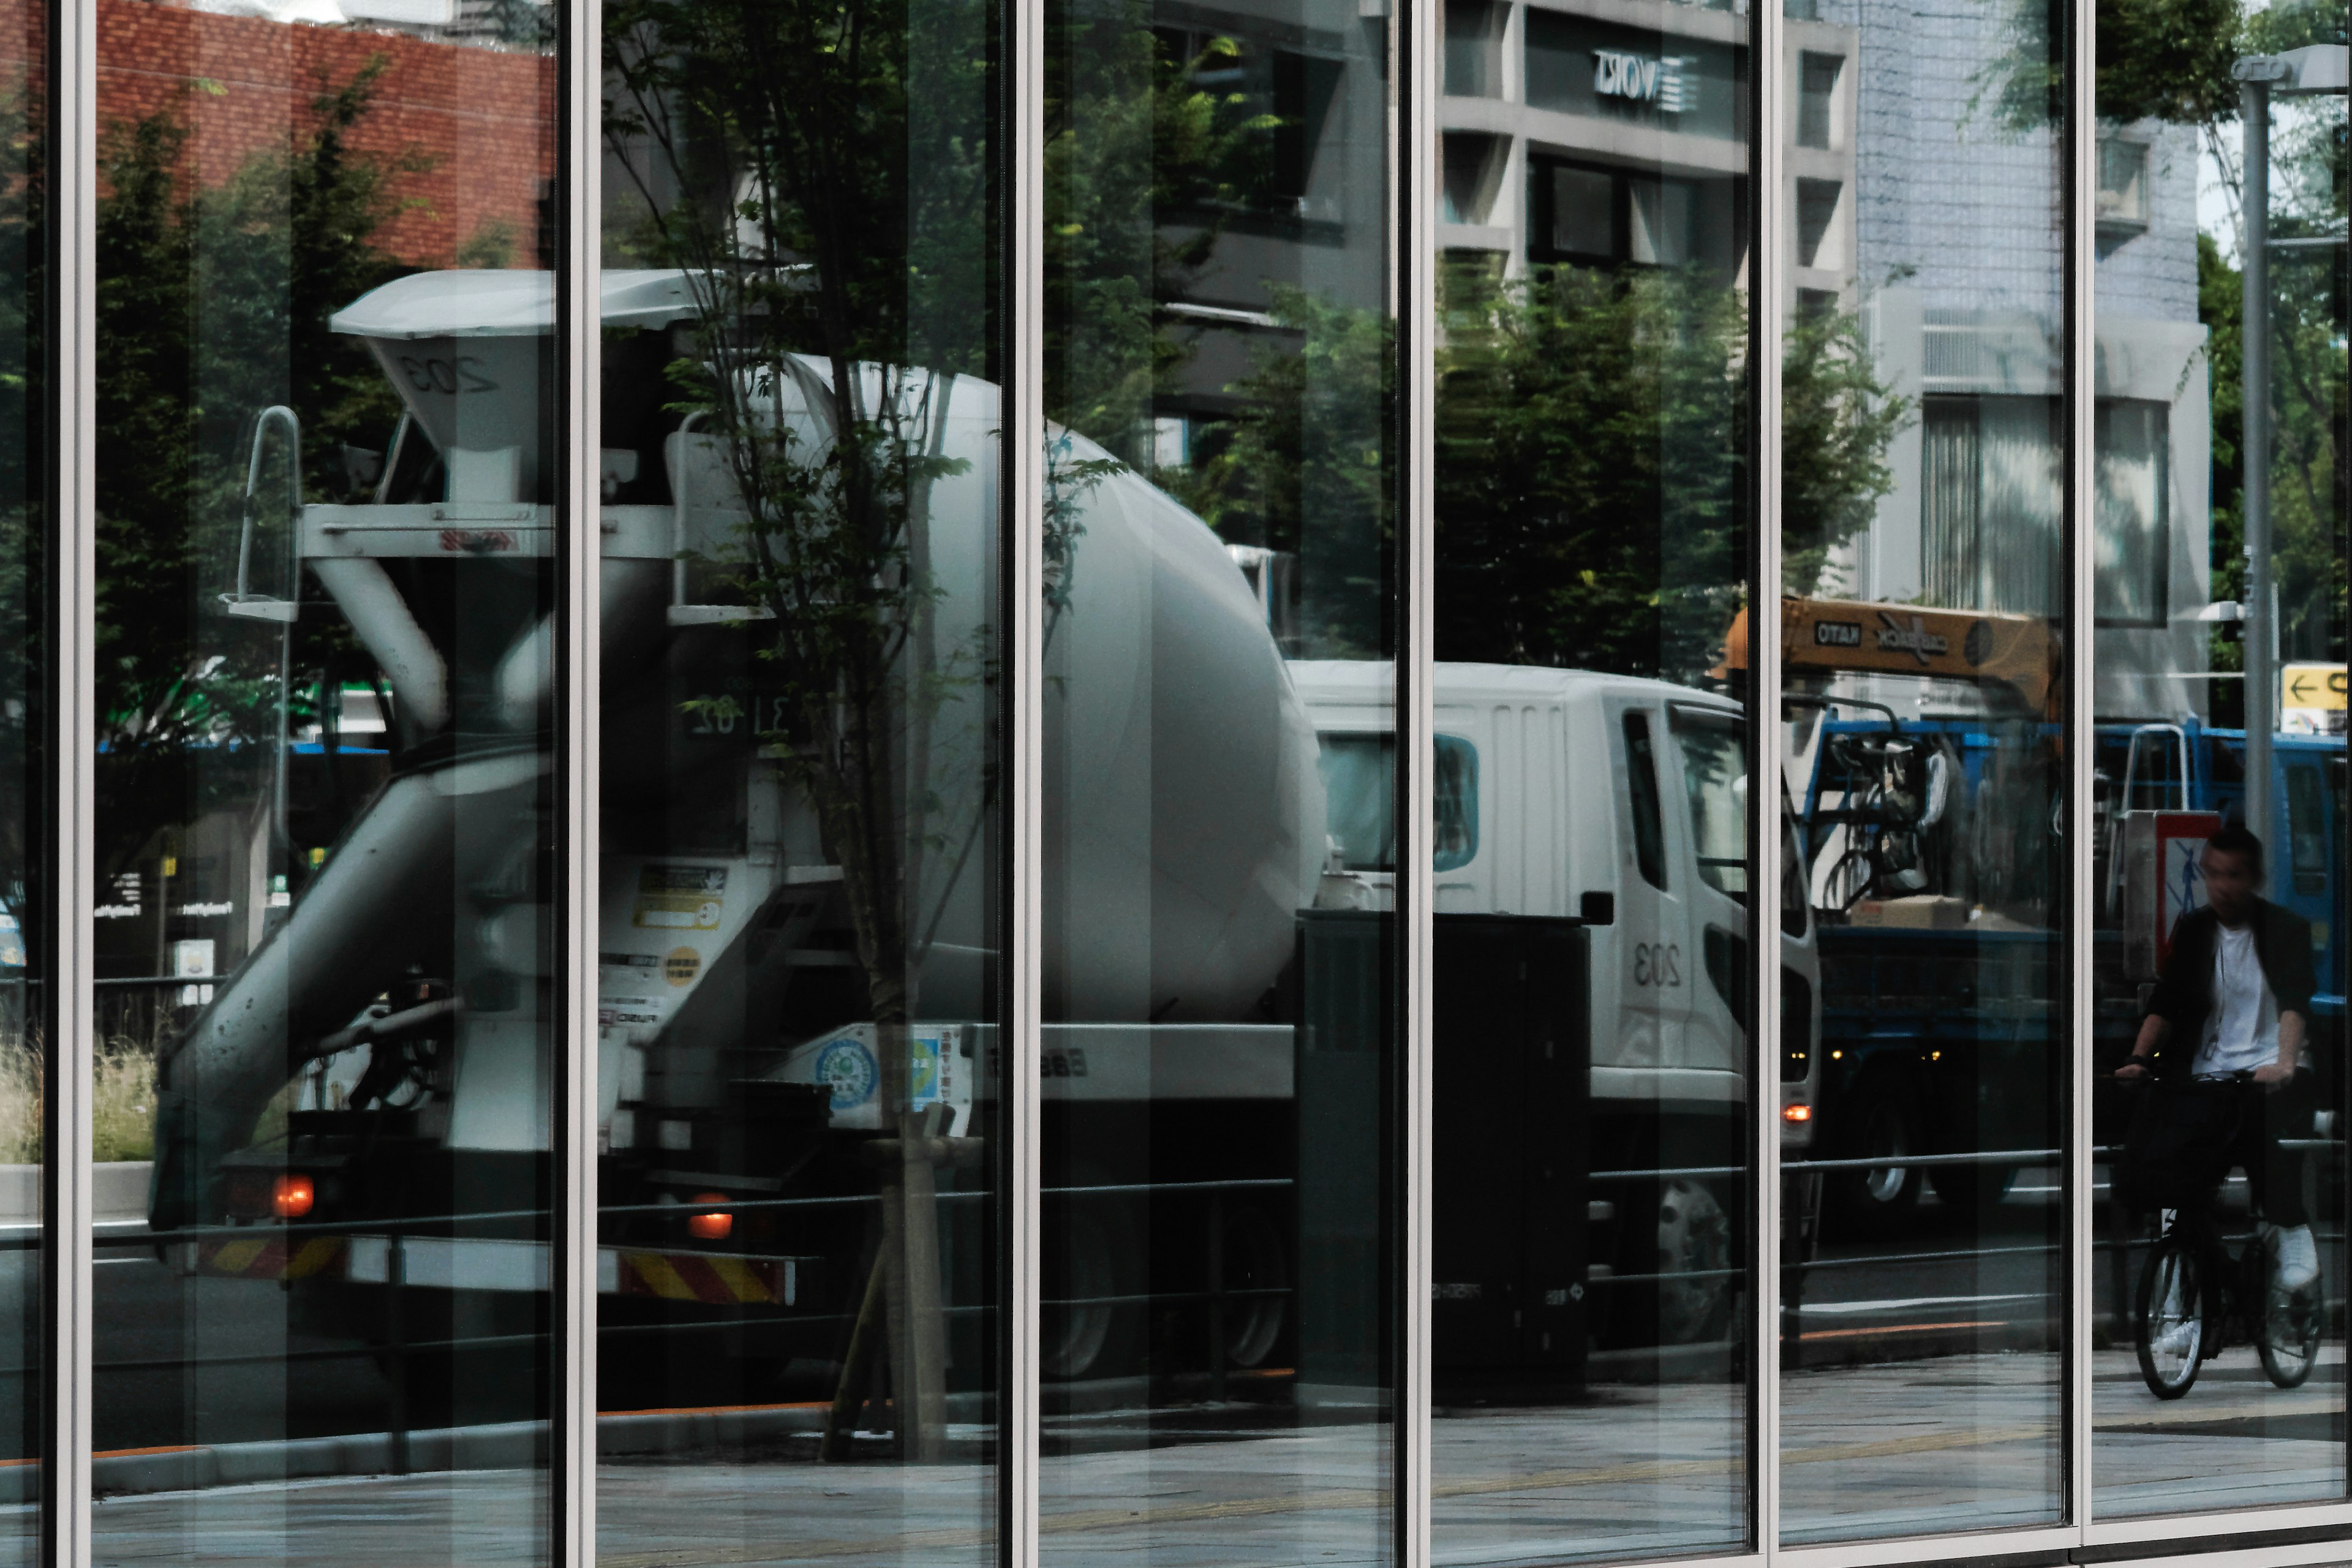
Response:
[95, 1, 558, 1556]
[1039, 0, 1396, 1558]
[1431, 0, 1755, 1547]
[1776, 0, 2067, 1540]
[595, 0, 999, 1556]
[1446, 0, 1505, 99]
[2090, 23, 2349, 1520]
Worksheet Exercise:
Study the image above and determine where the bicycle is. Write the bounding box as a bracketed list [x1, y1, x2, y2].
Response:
[2130, 1072, 2323, 1400]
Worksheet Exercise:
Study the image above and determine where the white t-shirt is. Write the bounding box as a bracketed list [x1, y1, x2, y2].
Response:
[2192, 922, 2280, 1076]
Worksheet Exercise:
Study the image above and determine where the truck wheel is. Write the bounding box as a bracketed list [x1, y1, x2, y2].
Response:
[1043, 1196, 1141, 1381]
[1218, 1202, 1289, 1370]
[1830, 1087, 1923, 1239]
[1654, 1179, 1735, 1344]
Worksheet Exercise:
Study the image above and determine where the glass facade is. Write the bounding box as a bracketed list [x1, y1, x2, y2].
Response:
[1774, 0, 2069, 1539]
[0, 0, 2329, 1561]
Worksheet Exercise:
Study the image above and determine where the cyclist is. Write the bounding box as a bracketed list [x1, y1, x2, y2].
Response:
[2115, 824, 2319, 1295]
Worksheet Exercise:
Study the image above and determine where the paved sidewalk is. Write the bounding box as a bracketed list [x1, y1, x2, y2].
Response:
[69, 1349, 2350, 1567]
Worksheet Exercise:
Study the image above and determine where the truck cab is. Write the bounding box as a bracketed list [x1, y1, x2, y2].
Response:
[1291, 660, 1821, 1350]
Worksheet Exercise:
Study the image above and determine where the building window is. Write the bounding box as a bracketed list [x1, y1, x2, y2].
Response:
[1532, 157, 1734, 270]
[2095, 399, 2170, 627]
[1921, 394, 2064, 616]
[1795, 177, 1841, 267]
[2098, 136, 2150, 232]
[1542, 161, 1619, 260]
[1444, 132, 1507, 225]
[1445, 0, 1506, 97]
[1629, 175, 1698, 265]
[1798, 51, 1842, 148]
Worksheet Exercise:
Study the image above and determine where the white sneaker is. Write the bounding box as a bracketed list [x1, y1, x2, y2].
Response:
[2154, 1319, 2198, 1360]
[2274, 1224, 2320, 1292]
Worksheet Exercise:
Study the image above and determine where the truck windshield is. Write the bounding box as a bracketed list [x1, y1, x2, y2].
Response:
[1671, 706, 1747, 897]
[1317, 733, 1479, 872]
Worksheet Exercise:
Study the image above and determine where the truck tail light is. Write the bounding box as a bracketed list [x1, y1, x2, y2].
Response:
[687, 1194, 732, 1240]
[1782, 1104, 1812, 1123]
[226, 1170, 316, 1220]
[274, 1174, 315, 1218]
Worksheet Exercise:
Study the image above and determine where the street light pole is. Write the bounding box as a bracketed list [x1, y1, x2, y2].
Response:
[2239, 67, 2274, 856]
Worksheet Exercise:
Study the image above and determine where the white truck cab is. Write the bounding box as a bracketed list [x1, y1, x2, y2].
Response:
[1289, 660, 1821, 1144]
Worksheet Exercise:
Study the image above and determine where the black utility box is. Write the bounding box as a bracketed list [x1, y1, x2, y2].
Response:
[1431, 915, 1590, 1394]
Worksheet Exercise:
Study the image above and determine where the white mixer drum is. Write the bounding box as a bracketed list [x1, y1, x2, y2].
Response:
[753, 364, 1324, 1023]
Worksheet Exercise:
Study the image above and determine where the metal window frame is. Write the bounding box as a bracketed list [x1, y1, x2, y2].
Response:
[36, 0, 2352, 1556]
[557, 0, 602, 1556]
[1003, 0, 1045, 1551]
[47, 0, 96, 1551]
[2064, 0, 2095, 1528]
[1401, 0, 1436, 1553]
[1752, 0, 1785, 1542]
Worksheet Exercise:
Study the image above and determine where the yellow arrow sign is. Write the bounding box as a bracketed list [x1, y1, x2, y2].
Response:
[2283, 662, 2348, 710]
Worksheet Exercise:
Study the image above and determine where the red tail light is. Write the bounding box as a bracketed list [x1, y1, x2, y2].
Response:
[274, 1174, 315, 1218]
[687, 1194, 732, 1240]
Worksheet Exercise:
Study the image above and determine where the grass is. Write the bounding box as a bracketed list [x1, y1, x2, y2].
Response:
[0, 1031, 159, 1165]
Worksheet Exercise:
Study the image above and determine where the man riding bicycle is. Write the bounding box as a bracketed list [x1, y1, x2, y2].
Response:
[2116, 824, 2320, 1295]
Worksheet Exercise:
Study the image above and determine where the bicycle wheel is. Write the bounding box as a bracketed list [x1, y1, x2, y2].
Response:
[2255, 1238, 2323, 1390]
[2135, 1231, 2206, 1399]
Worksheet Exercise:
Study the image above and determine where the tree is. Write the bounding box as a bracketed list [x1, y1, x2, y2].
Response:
[605, 0, 993, 1460]
[1419, 258, 1899, 684]
[92, 67, 414, 933]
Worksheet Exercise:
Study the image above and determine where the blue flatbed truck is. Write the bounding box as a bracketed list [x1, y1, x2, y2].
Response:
[1800, 714, 2346, 1237]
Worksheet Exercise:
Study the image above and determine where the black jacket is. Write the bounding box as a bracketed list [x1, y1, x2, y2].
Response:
[2143, 899, 2318, 1079]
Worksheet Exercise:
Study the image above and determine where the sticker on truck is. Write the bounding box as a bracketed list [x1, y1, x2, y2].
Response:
[632, 865, 727, 930]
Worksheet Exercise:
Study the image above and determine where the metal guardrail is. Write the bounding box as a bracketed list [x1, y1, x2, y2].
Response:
[47, 1174, 1297, 1459]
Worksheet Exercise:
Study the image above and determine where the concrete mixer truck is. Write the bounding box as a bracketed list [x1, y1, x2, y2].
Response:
[145, 268, 1814, 1413]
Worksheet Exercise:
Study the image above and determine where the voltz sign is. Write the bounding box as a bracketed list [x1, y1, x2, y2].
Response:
[1593, 50, 1694, 112]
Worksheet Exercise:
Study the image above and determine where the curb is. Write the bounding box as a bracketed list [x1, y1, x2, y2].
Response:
[57, 1393, 992, 1503]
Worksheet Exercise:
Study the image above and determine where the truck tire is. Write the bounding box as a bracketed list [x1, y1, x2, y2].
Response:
[1218, 1202, 1289, 1370]
[1042, 1189, 1142, 1382]
[1830, 1085, 1923, 1240]
[1654, 1179, 1735, 1344]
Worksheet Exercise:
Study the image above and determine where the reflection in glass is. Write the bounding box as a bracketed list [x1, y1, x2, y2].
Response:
[1427, 0, 1765, 1553]
[596, 0, 998, 1556]
[94, 4, 557, 1557]
[1038, 0, 1395, 1559]
[1774, 0, 2067, 1539]
[2090, 17, 2348, 1518]
[0, 0, 35, 1548]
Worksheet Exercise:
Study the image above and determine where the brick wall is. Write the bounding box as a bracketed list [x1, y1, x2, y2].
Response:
[18, 0, 557, 268]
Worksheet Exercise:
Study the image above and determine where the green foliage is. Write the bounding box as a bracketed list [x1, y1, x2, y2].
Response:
[1182, 286, 1393, 657]
[1783, 300, 1912, 597]
[92, 67, 410, 890]
[0, 66, 43, 926]
[1431, 259, 1746, 682]
[1044, 11, 1282, 464]
[1983, 0, 2247, 134]
[1419, 258, 1902, 684]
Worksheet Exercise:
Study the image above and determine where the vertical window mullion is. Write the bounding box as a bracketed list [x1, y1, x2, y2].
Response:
[45, 0, 95, 1547]
[1401, 0, 1438, 1556]
[1752, 0, 1785, 1554]
[2064, 0, 2097, 1530]
[557, 0, 602, 1558]
[1003, 0, 1044, 1550]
